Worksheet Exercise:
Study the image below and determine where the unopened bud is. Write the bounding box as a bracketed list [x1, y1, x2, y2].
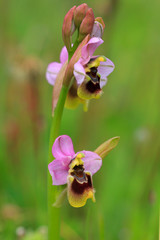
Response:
[74, 3, 89, 28]
[78, 8, 95, 42]
[91, 17, 105, 38]
[95, 17, 105, 30]
[62, 6, 76, 51]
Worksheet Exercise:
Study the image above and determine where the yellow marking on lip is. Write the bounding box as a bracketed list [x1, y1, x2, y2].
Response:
[87, 56, 106, 69]
[97, 56, 106, 62]
[76, 153, 85, 159]
[69, 153, 85, 170]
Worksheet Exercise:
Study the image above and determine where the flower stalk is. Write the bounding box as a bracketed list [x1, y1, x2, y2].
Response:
[48, 85, 69, 240]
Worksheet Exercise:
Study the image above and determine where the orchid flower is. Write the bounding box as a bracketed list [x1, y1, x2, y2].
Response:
[48, 135, 102, 208]
[46, 37, 114, 109]
[73, 37, 115, 100]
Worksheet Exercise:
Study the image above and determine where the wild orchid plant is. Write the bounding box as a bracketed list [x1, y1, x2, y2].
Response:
[46, 4, 119, 240]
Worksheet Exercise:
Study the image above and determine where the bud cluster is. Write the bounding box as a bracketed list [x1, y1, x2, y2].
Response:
[62, 4, 105, 51]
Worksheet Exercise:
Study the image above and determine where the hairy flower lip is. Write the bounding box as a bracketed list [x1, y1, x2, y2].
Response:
[67, 171, 95, 208]
[86, 81, 101, 94]
[70, 173, 92, 194]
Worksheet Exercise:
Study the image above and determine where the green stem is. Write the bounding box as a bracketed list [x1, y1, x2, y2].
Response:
[48, 85, 69, 240]
[85, 205, 91, 240]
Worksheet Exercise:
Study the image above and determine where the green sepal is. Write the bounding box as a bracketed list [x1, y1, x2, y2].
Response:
[94, 136, 120, 159]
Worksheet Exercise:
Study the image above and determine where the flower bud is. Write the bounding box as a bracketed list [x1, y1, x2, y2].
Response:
[78, 8, 95, 42]
[91, 17, 105, 38]
[62, 6, 76, 51]
[74, 3, 89, 28]
[95, 17, 105, 30]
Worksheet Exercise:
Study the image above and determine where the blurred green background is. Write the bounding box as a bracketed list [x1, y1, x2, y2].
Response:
[0, 0, 160, 239]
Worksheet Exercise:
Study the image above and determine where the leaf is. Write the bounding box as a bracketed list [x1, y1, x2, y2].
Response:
[94, 136, 120, 159]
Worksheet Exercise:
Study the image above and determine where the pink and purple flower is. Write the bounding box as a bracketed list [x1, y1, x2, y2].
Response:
[46, 37, 115, 108]
[48, 135, 102, 208]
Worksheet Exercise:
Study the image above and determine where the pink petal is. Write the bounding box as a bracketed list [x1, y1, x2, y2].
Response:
[81, 37, 104, 65]
[60, 46, 68, 64]
[98, 58, 115, 79]
[46, 62, 62, 85]
[73, 60, 86, 85]
[52, 135, 75, 159]
[48, 159, 69, 185]
[81, 151, 102, 175]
